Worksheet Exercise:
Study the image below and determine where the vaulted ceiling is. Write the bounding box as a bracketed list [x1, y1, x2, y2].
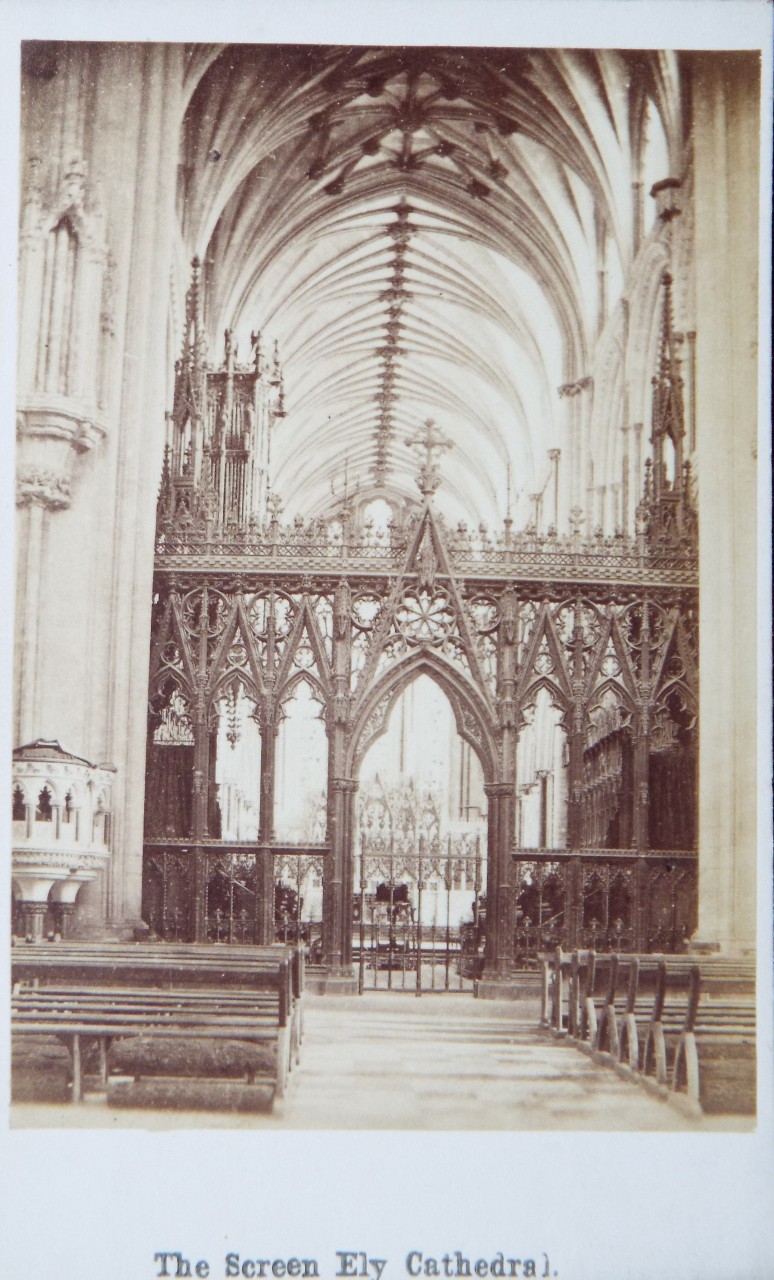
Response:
[178, 45, 682, 525]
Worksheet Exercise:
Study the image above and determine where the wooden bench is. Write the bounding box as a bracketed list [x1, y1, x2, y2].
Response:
[12, 985, 287, 1108]
[12, 941, 301, 1043]
[11, 942, 304, 1110]
[11, 983, 289, 1105]
[561, 950, 754, 1075]
[539, 948, 757, 1116]
[670, 966, 756, 1115]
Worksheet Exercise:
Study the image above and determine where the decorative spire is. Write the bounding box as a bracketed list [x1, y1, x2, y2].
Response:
[640, 271, 695, 547]
[651, 272, 685, 457]
[181, 256, 205, 369]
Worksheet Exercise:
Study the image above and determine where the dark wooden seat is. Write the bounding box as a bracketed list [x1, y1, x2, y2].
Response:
[539, 947, 758, 1117]
[12, 986, 288, 1104]
[11, 942, 305, 1110]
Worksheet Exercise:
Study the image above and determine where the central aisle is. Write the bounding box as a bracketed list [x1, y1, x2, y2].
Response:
[270, 993, 706, 1131]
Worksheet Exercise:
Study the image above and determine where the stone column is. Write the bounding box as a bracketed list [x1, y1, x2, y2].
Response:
[14, 873, 63, 940]
[548, 448, 561, 532]
[483, 782, 517, 978]
[620, 426, 631, 532]
[98, 46, 186, 933]
[325, 778, 358, 972]
[15, 44, 186, 939]
[323, 579, 355, 972]
[566, 598, 587, 849]
[559, 376, 592, 519]
[14, 500, 46, 744]
[257, 691, 278, 944]
[483, 587, 518, 981]
[690, 53, 759, 952]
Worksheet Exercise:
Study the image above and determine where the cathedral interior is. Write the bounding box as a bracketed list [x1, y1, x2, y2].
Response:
[12, 42, 760, 987]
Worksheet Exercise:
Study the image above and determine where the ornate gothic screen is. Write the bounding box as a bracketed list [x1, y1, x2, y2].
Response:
[139, 45, 700, 976]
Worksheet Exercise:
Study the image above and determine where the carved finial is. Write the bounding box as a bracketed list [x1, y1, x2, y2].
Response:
[266, 490, 283, 523]
[181, 257, 205, 368]
[405, 418, 453, 498]
[568, 507, 585, 536]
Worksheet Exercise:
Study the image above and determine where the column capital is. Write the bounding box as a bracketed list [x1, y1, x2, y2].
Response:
[331, 777, 359, 794]
[650, 176, 682, 221]
[484, 782, 515, 799]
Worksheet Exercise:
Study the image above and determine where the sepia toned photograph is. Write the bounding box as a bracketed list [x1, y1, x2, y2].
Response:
[10, 36, 762, 1135]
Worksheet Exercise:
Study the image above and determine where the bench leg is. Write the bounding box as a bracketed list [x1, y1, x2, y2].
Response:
[98, 1037, 109, 1089]
[672, 1032, 700, 1102]
[276, 1027, 289, 1099]
[71, 1034, 82, 1104]
[619, 1016, 638, 1070]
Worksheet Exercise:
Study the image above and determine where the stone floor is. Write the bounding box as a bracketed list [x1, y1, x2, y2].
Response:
[11, 992, 752, 1130]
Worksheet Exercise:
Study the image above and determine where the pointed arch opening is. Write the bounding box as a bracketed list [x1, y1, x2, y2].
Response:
[274, 675, 328, 844]
[350, 661, 493, 990]
[517, 685, 569, 850]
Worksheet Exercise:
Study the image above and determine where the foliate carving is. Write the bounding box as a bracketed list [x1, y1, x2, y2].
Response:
[13, 851, 107, 872]
[16, 466, 72, 510]
[153, 688, 195, 746]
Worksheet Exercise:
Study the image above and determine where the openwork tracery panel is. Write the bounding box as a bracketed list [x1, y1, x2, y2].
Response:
[145, 282, 699, 964]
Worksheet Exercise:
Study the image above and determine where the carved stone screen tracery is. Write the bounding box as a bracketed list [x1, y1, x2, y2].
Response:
[142, 251, 698, 976]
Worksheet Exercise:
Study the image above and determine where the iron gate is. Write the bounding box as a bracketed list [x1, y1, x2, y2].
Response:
[355, 834, 485, 993]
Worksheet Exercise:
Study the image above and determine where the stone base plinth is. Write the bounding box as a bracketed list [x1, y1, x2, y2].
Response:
[687, 937, 722, 954]
[68, 914, 149, 943]
[306, 969, 359, 995]
[478, 973, 542, 1001]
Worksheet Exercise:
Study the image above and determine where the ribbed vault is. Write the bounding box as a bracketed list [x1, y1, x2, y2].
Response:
[178, 45, 682, 524]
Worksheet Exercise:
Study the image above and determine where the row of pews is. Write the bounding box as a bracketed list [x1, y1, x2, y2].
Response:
[539, 948, 756, 1117]
[11, 941, 304, 1113]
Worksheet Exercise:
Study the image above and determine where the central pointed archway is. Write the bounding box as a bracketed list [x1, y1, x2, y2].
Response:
[321, 645, 501, 983]
[348, 664, 492, 992]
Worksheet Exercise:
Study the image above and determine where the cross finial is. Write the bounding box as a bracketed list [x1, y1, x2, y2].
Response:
[405, 418, 453, 498]
[266, 490, 283, 523]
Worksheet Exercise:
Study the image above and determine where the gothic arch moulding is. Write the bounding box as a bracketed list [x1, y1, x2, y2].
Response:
[347, 648, 499, 784]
